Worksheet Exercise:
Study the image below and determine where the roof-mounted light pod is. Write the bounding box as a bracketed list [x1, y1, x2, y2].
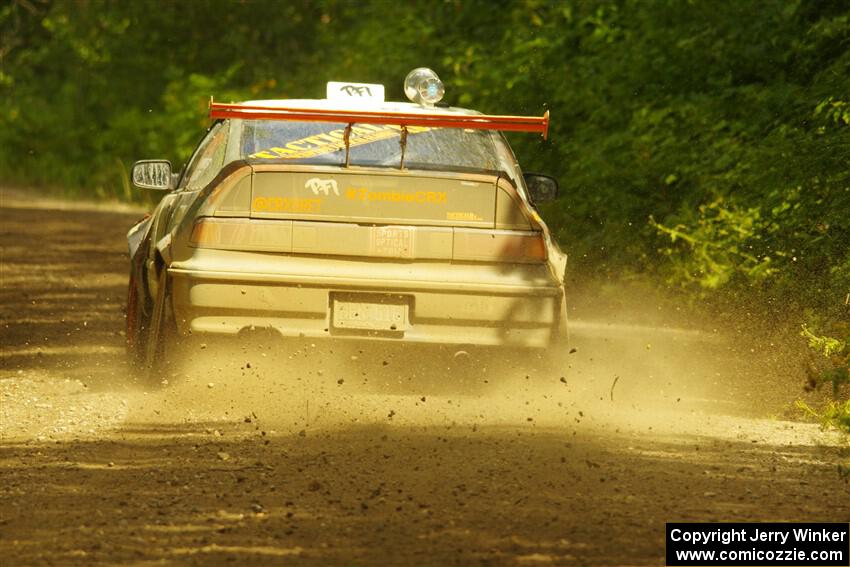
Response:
[404, 68, 445, 107]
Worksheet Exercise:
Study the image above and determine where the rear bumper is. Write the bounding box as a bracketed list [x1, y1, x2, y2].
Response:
[168, 252, 564, 349]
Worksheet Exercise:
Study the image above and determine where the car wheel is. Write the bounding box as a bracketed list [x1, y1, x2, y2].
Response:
[125, 271, 148, 368]
[142, 268, 177, 386]
[544, 293, 571, 377]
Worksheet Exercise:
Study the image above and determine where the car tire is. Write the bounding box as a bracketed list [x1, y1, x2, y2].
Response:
[126, 271, 149, 371]
[142, 268, 177, 386]
[545, 293, 571, 377]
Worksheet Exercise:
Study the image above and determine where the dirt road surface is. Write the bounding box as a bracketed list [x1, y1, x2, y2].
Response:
[1, 192, 848, 566]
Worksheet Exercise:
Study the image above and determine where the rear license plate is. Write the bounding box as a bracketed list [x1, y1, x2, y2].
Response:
[332, 297, 409, 331]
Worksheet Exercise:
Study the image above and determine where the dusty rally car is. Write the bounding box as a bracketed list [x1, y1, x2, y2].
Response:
[126, 69, 568, 381]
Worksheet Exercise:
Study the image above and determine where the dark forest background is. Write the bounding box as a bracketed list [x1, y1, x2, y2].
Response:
[1, 0, 847, 427]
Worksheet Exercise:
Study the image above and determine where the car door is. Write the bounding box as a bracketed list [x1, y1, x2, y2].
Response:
[166, 121, 230, 233]
[146, 121, 229, 296]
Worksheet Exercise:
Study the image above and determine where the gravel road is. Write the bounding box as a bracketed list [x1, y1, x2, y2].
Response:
[1, 191, 848, 565]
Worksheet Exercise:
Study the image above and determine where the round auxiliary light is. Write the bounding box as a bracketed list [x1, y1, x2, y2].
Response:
[404, 67, 445, 107]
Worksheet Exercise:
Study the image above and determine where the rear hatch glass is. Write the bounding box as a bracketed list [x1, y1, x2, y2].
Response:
[240, 119, 534, 230]
[241, 120, 500, 173]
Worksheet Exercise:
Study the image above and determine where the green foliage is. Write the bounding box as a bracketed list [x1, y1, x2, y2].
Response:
[799, 318, 849, 434]
[820, 401, 850, 434]
[651, 199, 778, 290]
[802, 320, 850, 396]
[802, 325, 847, 359]
[815, 97, 850, 126]
[0, 0, 320, 198]
[797, 399, 850, 435]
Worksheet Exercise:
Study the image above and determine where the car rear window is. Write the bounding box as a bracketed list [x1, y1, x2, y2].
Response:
[240, 119, 500, 173]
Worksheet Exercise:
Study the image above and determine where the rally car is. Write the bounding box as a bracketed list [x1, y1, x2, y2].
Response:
[126, 68, 568, 381]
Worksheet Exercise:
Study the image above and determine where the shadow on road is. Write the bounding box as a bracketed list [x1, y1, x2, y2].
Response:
[1, 205, 139, 388]
[1, 422, 847, 565]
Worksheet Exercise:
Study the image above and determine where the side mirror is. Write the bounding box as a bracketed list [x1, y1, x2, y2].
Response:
[132, 160, 173, 191]
[523, 173, 559, 203]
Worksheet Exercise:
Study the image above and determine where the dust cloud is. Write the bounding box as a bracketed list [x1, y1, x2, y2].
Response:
[123, 301, 839, 450]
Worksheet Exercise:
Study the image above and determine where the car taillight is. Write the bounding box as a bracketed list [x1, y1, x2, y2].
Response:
[452, 230, 547, 263]
[189, 217, 291, 251]
[190, 218, 548, 262]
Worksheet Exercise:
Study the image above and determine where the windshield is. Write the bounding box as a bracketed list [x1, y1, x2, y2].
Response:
[240, 119, 501, 173]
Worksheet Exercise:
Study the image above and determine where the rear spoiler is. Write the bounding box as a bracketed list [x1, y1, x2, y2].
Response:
[209, 98, 549, 168]
[208, 99, 549, 139]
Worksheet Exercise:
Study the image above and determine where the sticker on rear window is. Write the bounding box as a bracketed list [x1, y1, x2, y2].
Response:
[305, 178, 339, 196]
[345, 187, 446, 204]
[249, 124, 430, 160]
[252, 197, 323, 213]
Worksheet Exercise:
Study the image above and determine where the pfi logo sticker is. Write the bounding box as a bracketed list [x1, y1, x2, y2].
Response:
[339, 84, 373, 97]
[305, 178, 339, 196]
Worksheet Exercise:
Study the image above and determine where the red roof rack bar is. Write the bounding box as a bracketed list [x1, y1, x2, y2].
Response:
[209, 100, 550, 139]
